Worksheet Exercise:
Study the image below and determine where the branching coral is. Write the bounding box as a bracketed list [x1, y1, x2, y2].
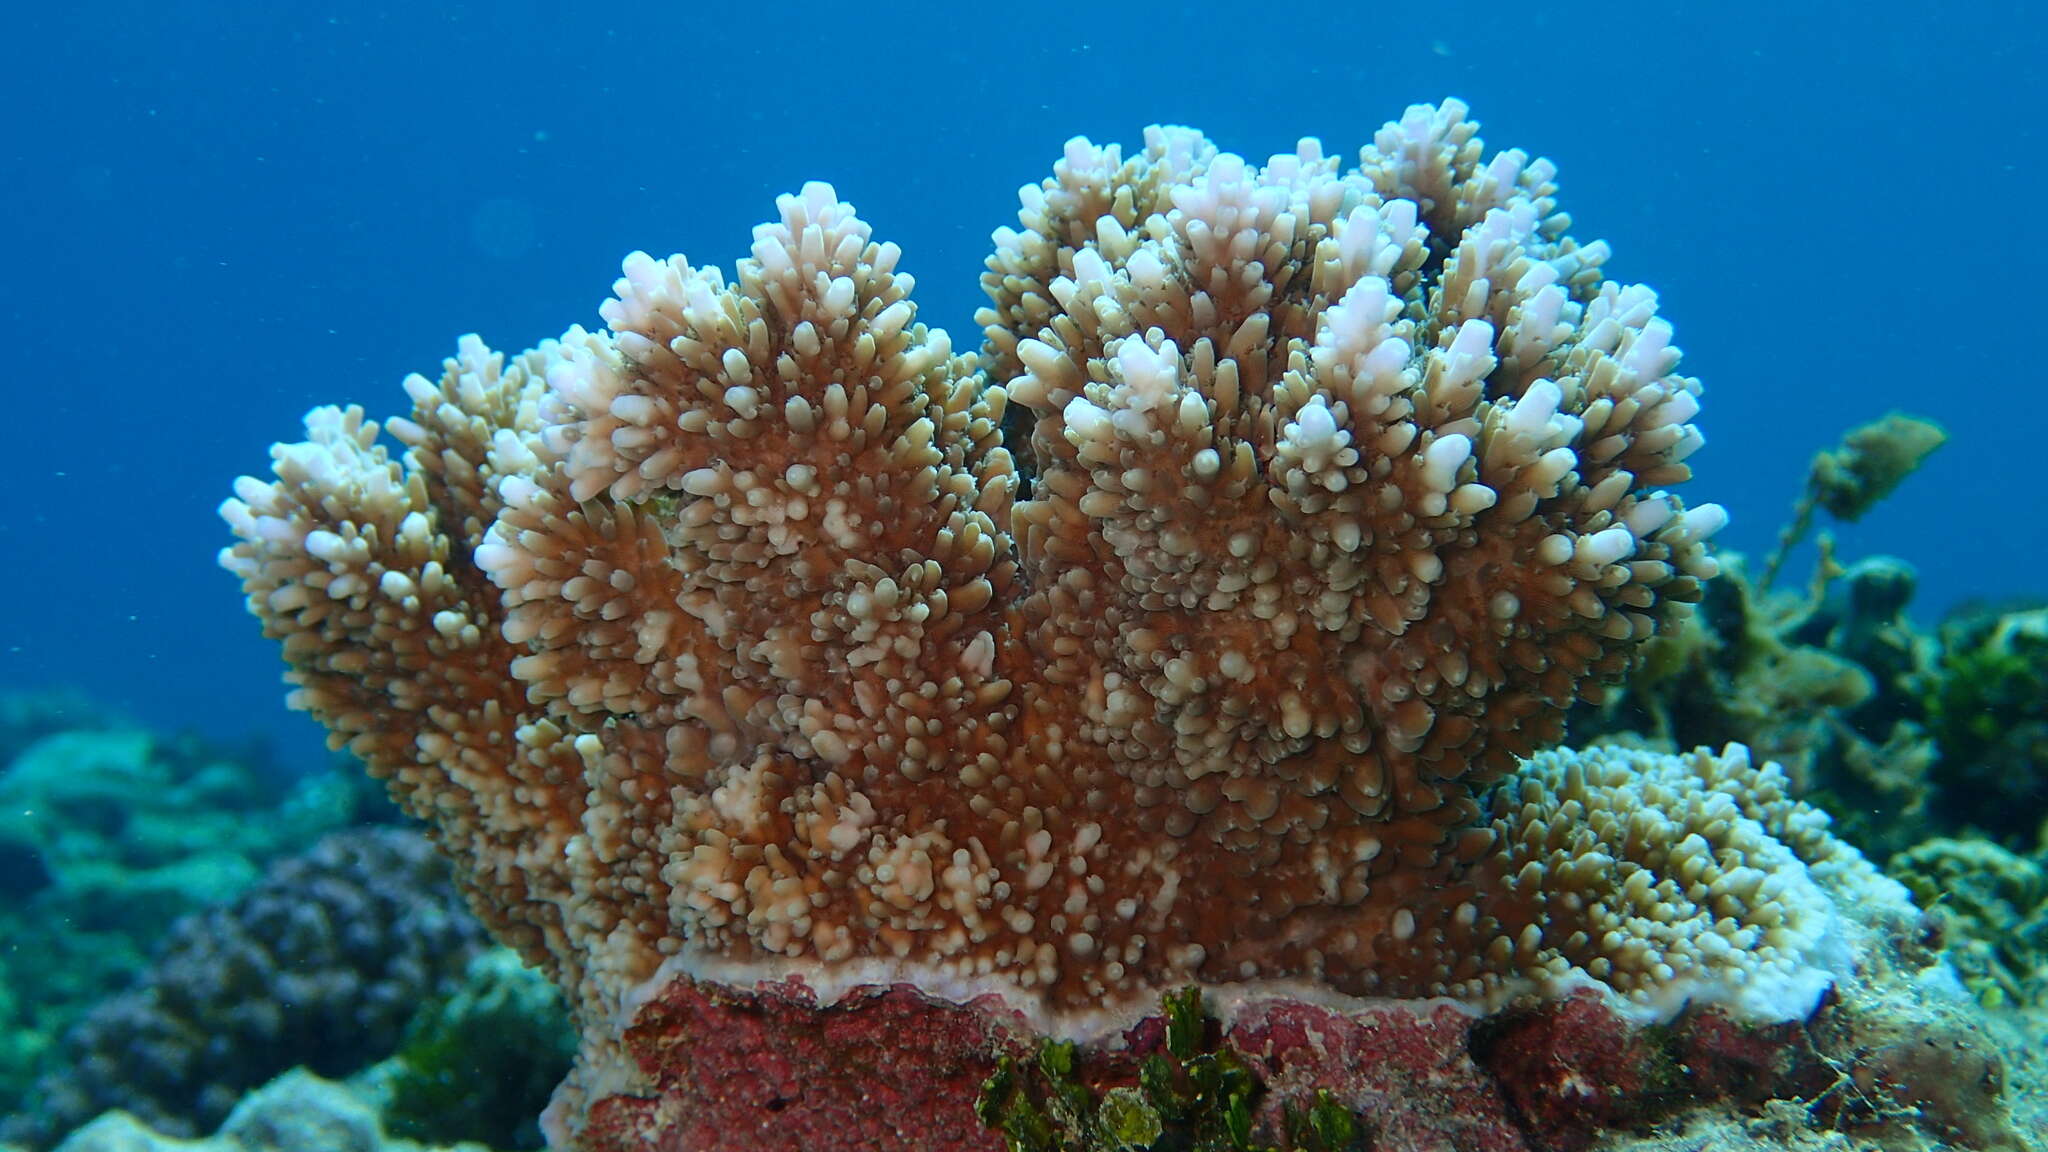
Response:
[220, 101, 1876, 1141]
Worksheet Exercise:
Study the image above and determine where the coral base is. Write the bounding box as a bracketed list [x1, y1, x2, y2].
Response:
[561, 975, 1818, 1152]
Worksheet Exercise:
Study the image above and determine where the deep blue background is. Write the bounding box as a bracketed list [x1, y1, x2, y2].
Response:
[3, 1, 2040, 770]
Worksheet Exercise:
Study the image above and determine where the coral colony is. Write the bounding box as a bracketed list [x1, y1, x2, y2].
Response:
[220, 102, 1931, 1147]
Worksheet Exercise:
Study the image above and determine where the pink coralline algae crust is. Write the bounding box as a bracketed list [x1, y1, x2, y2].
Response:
[1230, 999, 1525, 1152]
[577, 979, 1016, 1152]
[568, 978, 1821, 1152]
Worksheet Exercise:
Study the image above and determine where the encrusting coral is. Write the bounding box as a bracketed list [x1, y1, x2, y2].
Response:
[220, 101, 1914, 1144]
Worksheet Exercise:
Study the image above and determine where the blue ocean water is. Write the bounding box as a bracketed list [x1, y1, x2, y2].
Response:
[0, 1, 2039, 769]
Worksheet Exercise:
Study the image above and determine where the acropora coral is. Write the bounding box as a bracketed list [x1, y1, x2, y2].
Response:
[221, 101, 1936, 1146]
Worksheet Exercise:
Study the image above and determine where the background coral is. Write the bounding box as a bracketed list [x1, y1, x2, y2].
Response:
[1, 828, 485, 1148]
[1758, 411, 1947, 594]
[1571, 543, 2048, 867]
[1891, 838, 2048, 1010]
[0, 689, 109, 770]
[0, 710, 386, 1116]
[0, 728, 377, 925]
[34, 1070, 484, 1152]
[358, 949, 575, 1150]
[1562, 411, 1958, 864]
[1569, 553, 1941, 861]
[1921, 607, 2048, 848]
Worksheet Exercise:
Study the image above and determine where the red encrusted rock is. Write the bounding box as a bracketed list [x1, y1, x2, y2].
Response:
[1471, 991, 1810, 1151]
[556, 975, 1833, 1152]
[574, 978, 1019, 1152]
[1665, 1007, 1806, 1104]
[1231, 998, 1528, 1152]
[1474, 992, 1668, 1150]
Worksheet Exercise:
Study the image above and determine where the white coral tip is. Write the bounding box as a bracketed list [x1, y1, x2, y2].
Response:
[1281, 396, 1351, 474]
[1063, 396, 1112, 442]
[1421, 434, 1473, 492]
[1578, 526, 1637, 567]
[1115, 337, 1179, 409]
[1506, 381, 1563, 440]
[1676, 503, 1729, 541]
[1624, 497, 1674, 537]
